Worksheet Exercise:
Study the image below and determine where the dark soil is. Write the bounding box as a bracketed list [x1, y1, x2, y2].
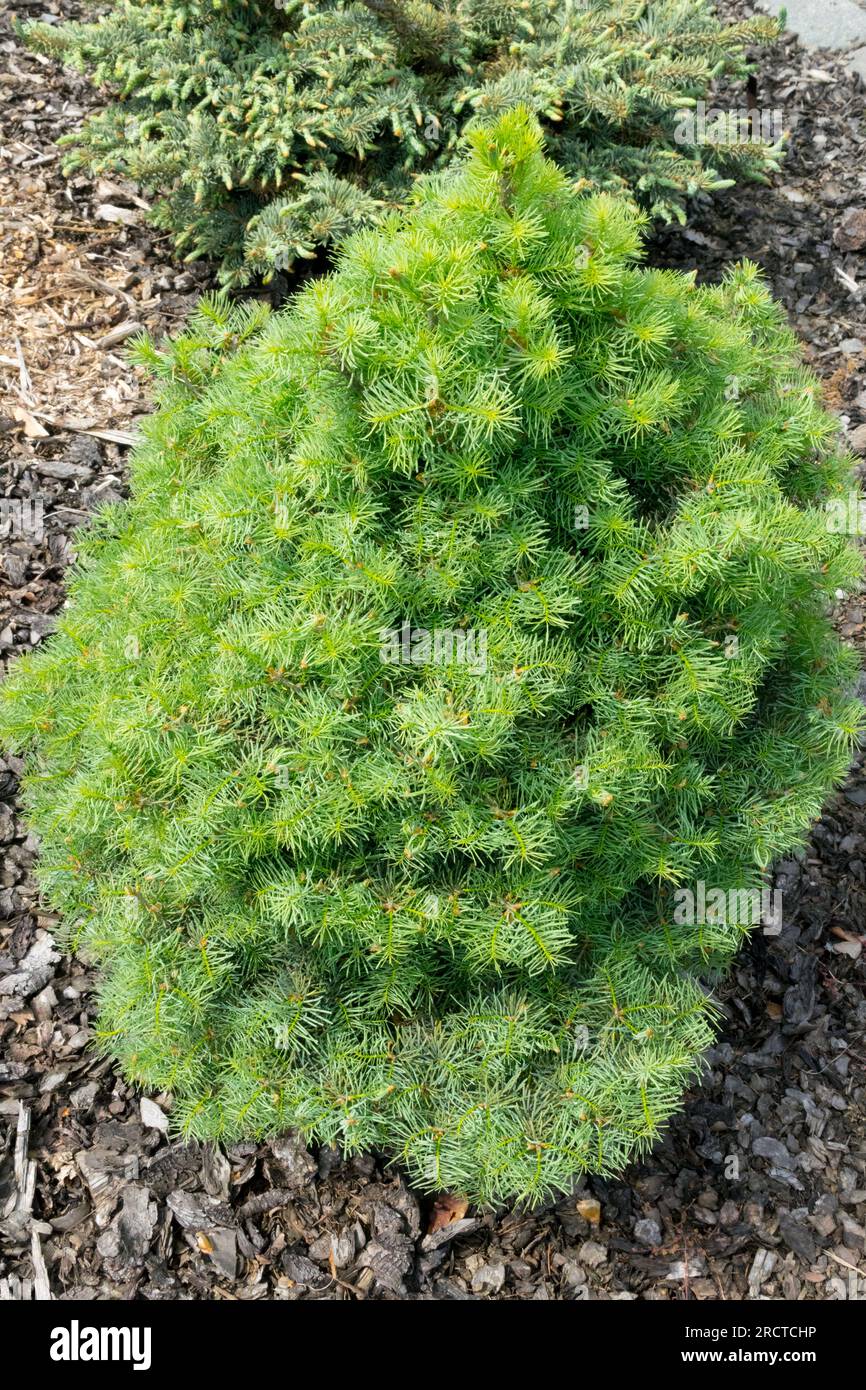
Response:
[1, 1, 864, 1300]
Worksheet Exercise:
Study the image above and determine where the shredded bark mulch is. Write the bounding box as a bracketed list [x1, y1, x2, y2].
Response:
[1, 1, 864, 1300]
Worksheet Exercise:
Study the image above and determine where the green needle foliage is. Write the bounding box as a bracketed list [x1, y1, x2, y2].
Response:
[1, 112, 861, 1204]
[23, 0, 783, 285]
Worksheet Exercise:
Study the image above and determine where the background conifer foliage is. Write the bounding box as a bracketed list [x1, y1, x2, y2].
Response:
[23, 0, 783, 285]
[1, 112, 862, 1204]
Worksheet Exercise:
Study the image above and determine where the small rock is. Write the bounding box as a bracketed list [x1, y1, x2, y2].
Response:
[139, 1097, 169, 1133]
[578, 1239, 608, 1268]
[471, 1262, 506, 1295]
[558, 1258, 586, 1289]
[634, 1217, 663, 1247]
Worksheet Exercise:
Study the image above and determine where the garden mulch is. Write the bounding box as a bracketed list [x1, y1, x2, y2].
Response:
[1, 1, 864, 1301]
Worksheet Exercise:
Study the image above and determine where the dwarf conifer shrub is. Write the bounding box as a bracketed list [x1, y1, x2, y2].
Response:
[24, 0, 783, 284]
[1, 112, 861, 1204]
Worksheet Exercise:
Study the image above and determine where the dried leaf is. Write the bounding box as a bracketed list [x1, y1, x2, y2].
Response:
[830, 925, 864, 943]
[576, 1197, 601, 1225]
[427, 1193, 469, 1233]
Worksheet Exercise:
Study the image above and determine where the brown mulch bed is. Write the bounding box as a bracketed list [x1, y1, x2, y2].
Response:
[1, 1, 865, 1301]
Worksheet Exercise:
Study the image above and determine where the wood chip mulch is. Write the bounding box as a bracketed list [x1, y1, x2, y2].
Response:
[1, 0, 865, 1301]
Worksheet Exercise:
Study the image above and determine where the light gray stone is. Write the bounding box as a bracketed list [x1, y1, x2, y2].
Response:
[139, 1096, 169, 1133]
[634, 1217, 663, 1247]
[847, 44, 866, 79]
[578, 1238, 608, 1268]
[757, 0, 866, 51]
[471, 1262, 506, 1295]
